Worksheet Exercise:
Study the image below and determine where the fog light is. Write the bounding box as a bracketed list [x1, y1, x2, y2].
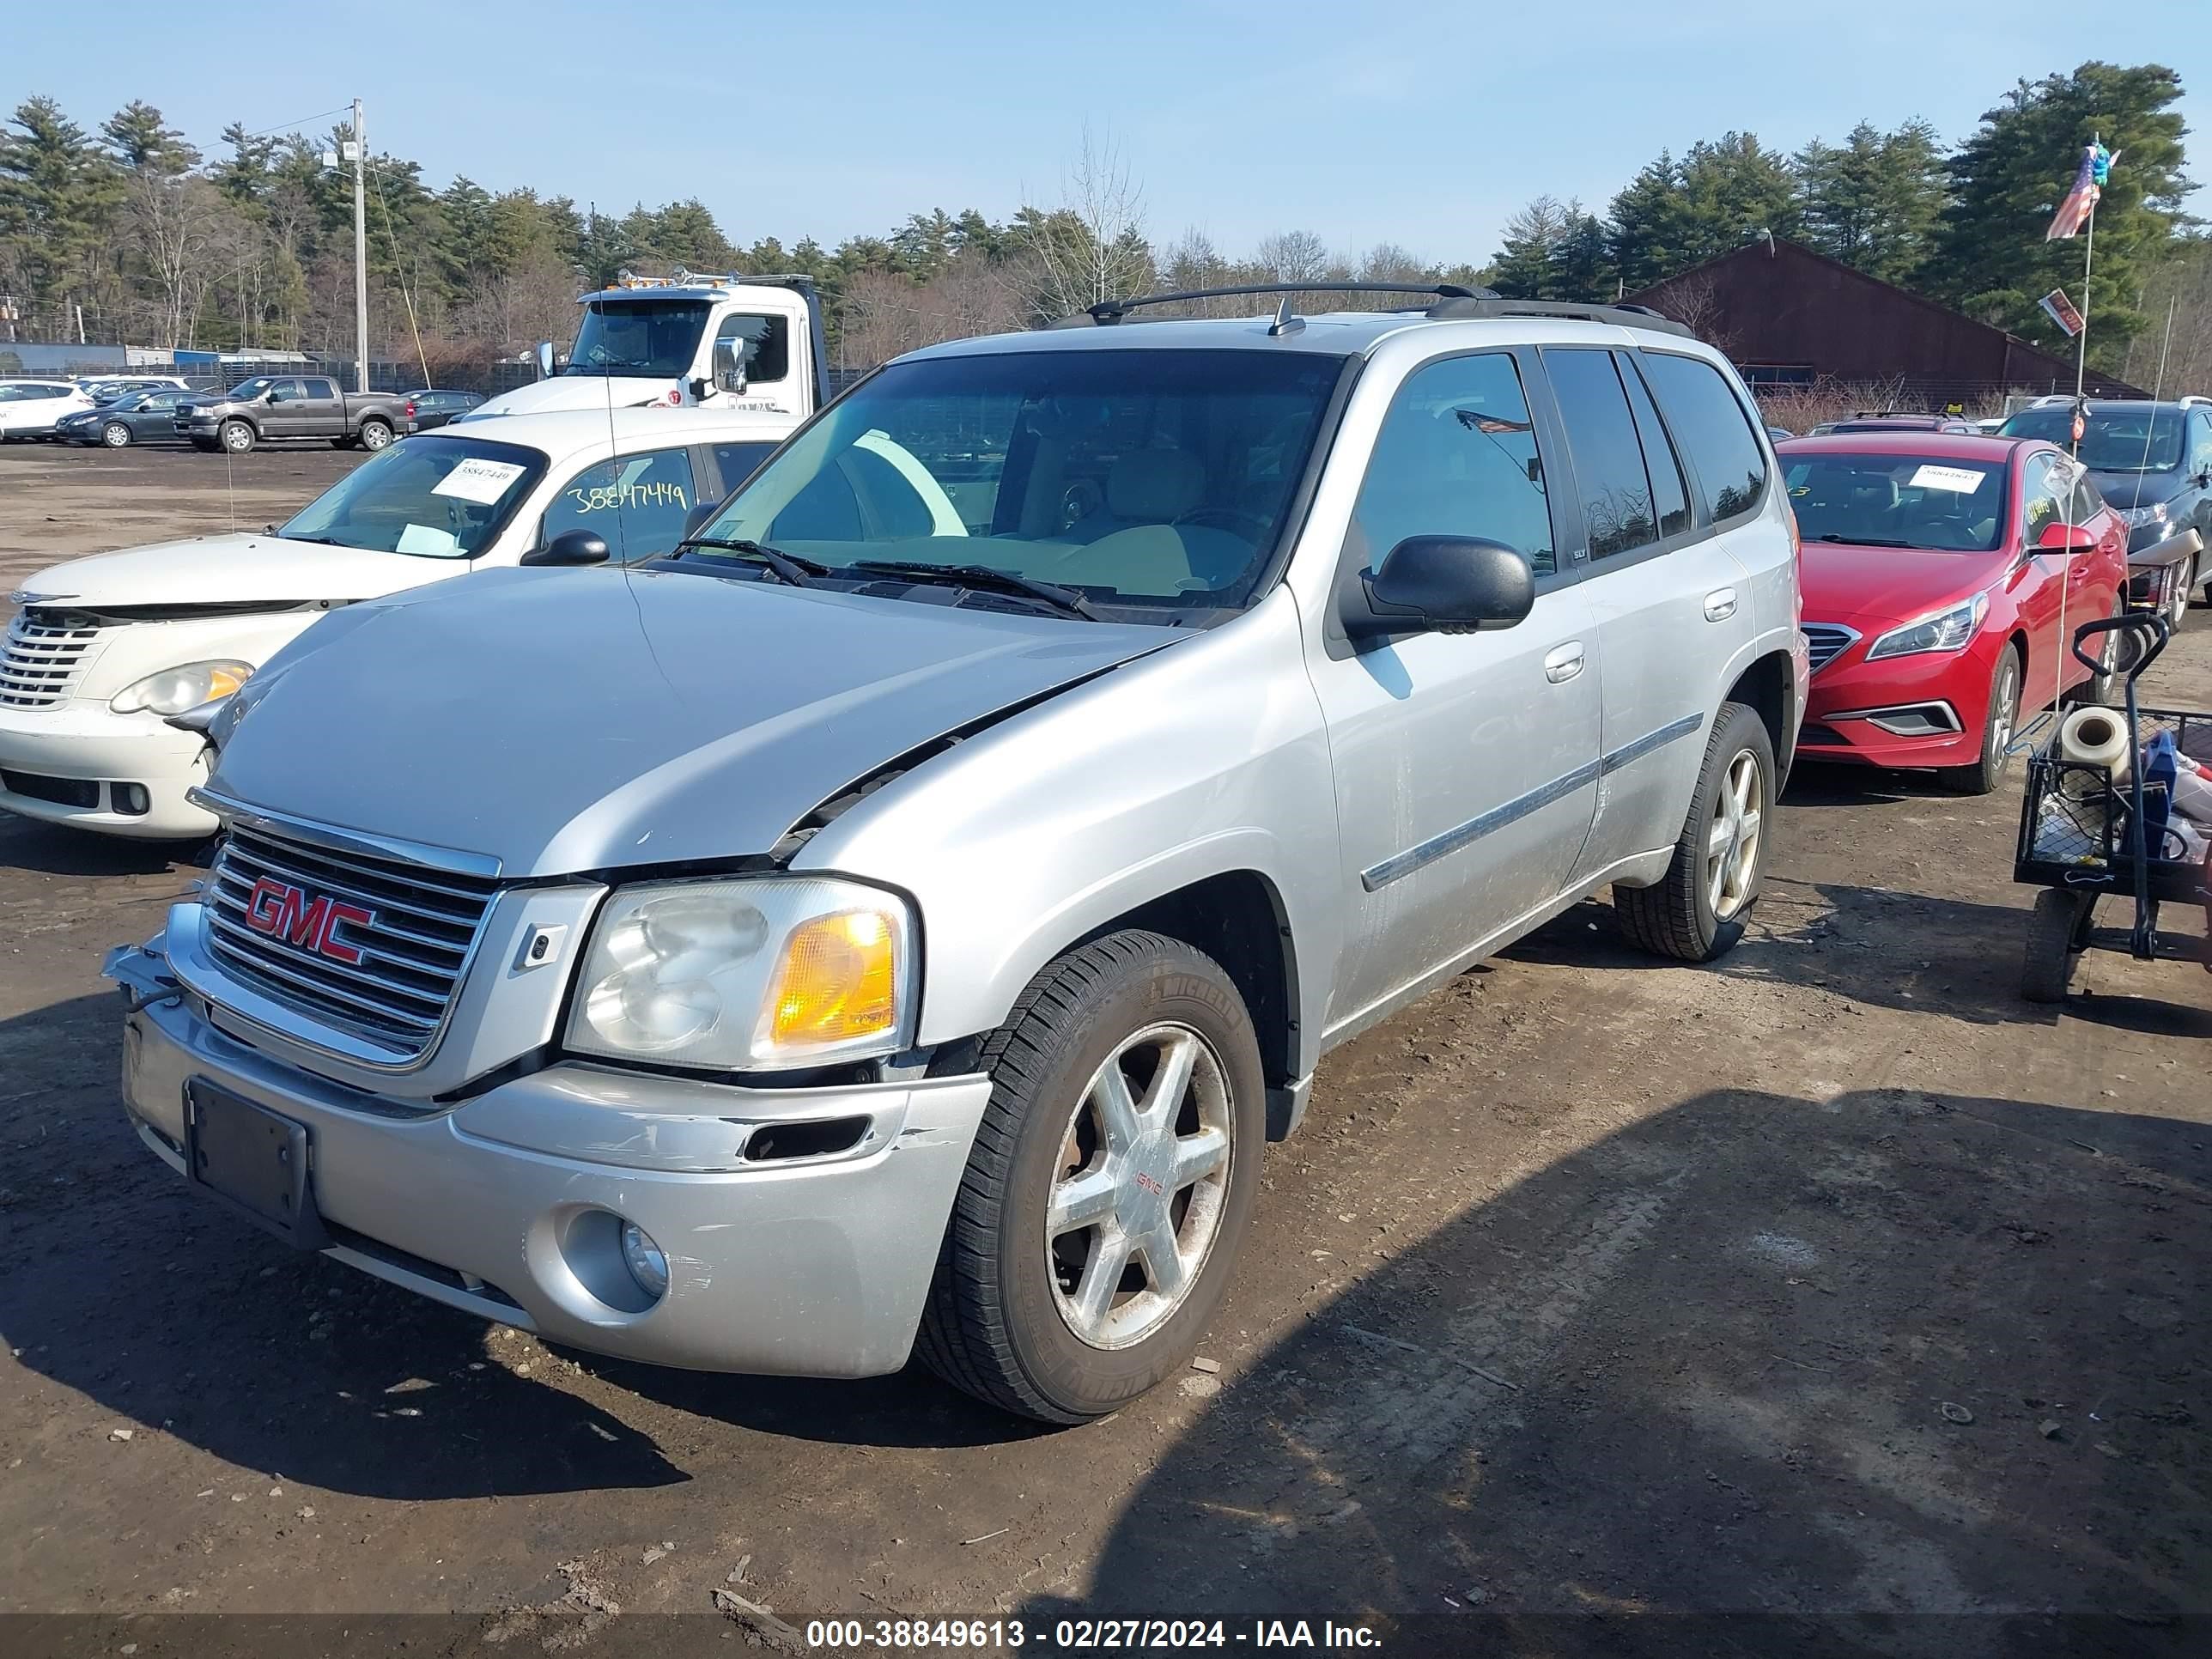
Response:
[114, 783, 150, 816]
[619, 1222, 669, 1299]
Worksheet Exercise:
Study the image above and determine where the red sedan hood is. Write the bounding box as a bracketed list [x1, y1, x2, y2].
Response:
[1799, 540, 2001, 629]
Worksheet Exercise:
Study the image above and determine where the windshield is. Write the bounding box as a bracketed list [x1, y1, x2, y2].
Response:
[694, 349, 1341, 617]
[562, 298, 711, 378]
[277, 434, 548, 558]
[227, 377, 278, 401]
[1784, 453, 2008, 552]
[1999, 406, 2185, 471]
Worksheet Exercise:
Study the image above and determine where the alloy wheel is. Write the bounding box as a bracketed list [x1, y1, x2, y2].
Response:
[1704, 749, 1764, 921]
[1046, 1021, 1233, 1350]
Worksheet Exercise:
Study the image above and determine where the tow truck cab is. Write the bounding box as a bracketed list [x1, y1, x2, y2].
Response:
[470, 272, 830, 421]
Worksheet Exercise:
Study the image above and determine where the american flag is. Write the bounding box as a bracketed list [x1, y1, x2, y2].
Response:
[2045, 144, 2107, 241]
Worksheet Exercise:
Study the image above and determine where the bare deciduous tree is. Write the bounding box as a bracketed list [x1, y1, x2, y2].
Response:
[126, 171, 222, 346]
[1021, 125, 1152, 319]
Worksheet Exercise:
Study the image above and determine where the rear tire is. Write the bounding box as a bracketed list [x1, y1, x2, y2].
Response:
[915, 930, 1264, 1424]
[1939, 645, 2021, 795]
[358, 418, 393, 451]
[1614, 702, 1775, 963]
[2021, 888, 2089, 1003]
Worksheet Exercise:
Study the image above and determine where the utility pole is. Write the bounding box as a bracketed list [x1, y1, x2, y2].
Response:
[351, 97, 368, 394]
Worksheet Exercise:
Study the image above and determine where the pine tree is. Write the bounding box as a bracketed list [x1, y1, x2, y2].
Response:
[1795, 119, 1947, 285]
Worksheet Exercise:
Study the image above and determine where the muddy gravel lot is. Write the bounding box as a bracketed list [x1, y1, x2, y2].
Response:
[1, 441, 2208, 1656]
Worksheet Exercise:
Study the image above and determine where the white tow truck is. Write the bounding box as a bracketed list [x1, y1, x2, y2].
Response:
[468, 271, 834, 422]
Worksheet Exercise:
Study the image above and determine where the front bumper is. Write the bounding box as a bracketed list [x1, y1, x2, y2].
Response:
[1800, 636, 1987, 769]
[106, 937, 993, 1378]
[0, 703, 215, 837]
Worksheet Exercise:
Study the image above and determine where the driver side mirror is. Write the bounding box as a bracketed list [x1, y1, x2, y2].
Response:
[1345, 536, 1535, 640]
[522, 528, 611, 568]
[534, 341, 556, 380]
[712, 337, 749, 396]
[681, 500, 720, 543]
[2036, 520, 2098, 556]
[264, 388, 284, 404]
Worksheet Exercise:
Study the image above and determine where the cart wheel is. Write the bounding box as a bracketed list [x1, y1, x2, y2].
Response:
[2021, 889, 2091, 1003]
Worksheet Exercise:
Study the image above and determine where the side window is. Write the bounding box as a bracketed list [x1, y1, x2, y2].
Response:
[712, 441, 776, 493]
[714, 313, 791, 385]
[1350, 352, 1554, 577]
[2070, 470, 2104, 524]
[1541, 347, 1659, 559]
[2192, 412, 2212, 475]
[542, 447, 699, 563]
[1618, 354, 1692, 538]
[1641, 352, 1769, 523]
[305, 379, 337, 400]
[2020, 454, 2066, 545]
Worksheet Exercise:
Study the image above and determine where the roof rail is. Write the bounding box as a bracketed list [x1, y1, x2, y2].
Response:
[2179, 394, 2211, 408]
[1420, 295, 1695, 338]
[1062, 281, 1496, 326]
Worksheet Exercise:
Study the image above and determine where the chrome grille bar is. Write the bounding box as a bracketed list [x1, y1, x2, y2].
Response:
[1802, 623, 1858, 675]
[0, 614, 101, 708]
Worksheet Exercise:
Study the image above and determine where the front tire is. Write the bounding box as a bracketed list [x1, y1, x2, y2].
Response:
[1615, 701, 1775, 963]
[218, 419, 254, 454]
[2169, 553, 2197, 633]
[101, 421, 132, 448]
[1940, 644, 2022, 795]
[915, 930, 1265, 1424]
[358, 418, 393, 451]
[2021, 888, 2091, 1002]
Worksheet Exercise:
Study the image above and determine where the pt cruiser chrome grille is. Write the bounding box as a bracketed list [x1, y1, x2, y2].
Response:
[205, 822, 501, 1060]
[0, 611, 101, 708]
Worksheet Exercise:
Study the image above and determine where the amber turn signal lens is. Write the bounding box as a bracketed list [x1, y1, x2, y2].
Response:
[765, 908, 900, 1050]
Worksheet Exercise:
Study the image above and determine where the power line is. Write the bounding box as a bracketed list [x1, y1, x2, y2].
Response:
[235, 106, 354, 141]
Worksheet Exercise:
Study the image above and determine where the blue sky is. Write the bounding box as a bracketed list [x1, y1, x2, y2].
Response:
[5, 2, 2201, 264]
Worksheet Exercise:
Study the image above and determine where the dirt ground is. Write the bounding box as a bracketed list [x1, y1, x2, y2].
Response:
[1, 441, 2208, 1656]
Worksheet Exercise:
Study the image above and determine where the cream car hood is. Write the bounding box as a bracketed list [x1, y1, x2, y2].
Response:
[13, 534, 467, 612]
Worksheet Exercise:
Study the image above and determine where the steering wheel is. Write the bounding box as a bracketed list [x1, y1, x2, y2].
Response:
[1174, 506, 1272, 542]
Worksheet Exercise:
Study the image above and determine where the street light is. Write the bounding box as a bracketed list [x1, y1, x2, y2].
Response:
[318, 100, 369, 394]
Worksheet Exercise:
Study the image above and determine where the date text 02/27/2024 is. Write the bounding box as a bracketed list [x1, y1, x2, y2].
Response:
[800, 1619, 1384, 1650]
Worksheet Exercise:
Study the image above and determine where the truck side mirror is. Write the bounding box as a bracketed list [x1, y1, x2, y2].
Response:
[535, 341, 556, 380]
[1345, 536, 1535, 640]
[522, 529, 611, 568]
[713, 337, 749, 396]
[681, 500, 720, 542]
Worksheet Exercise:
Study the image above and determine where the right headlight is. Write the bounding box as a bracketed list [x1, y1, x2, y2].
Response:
[564, 876, 915, 1070]
[1865, 592, 1988, 661]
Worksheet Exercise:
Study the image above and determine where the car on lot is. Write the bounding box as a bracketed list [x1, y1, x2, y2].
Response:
[104, 290, 1805, 1423]
[0, 408, 798, 838]
[53, 387, 198, 447]
[1996, 398, 2212, 627]
[0, 380, 96, 440]
[175, 375, 417, 453]
[404, 388, 485, 430]
[77, 374, 191, 401]
[1782, 431, 2128, 793]
[1826, 414, 1980, 436]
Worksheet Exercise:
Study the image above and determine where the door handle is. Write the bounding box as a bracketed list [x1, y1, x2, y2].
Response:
[1704, 587, 1738, 621]
[1543, 642, 1586, 684]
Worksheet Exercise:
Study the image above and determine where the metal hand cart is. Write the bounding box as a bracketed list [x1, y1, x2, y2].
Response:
[2014, 611, 2212, 1001]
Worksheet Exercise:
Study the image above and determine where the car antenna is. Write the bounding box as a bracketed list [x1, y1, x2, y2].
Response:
[1267, 297, 1304, 337]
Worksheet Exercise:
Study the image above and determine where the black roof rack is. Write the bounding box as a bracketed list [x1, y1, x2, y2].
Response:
[1060, 282, 1496, 327]
[1420, 296, 1695, 338]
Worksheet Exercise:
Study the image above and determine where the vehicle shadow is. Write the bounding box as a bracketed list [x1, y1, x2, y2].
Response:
[0, 994, 1029, 1504]
[1018, 1085, 2212, 1644]
[1783, 759, 1973, 807]
[1505, 878, 2060, 1029]
[0, 813, 210, 879]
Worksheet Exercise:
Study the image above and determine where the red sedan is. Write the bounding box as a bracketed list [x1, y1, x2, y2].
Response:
[1781, 432, 2129, 793]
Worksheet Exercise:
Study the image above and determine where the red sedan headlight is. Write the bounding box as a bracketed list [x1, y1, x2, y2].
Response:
[1864, 592, 1988, 660]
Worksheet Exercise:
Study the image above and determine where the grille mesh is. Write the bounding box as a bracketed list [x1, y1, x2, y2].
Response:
[1802, 623, 1856, 675]
[204, 823, 500, 1060]
[0, 612, 100, 708]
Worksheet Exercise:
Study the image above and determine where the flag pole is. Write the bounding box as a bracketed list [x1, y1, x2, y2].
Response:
[2055, 142, 2100, 712]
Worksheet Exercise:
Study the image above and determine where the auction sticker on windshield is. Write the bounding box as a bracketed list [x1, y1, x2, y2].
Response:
[432, 457, 528, 505]
[1908, 465, 1984, 494]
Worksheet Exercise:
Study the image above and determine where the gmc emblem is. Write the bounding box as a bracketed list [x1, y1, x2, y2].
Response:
[244, 876, 374, 965]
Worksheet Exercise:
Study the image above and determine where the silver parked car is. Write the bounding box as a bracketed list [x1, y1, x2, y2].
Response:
[106, 290, 1807, 1422]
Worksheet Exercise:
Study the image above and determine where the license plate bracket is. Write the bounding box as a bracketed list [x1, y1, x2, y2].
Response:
[184, 1080, 328, 1250]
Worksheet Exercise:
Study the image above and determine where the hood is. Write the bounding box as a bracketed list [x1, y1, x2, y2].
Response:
[16, 534, 465, 612]
[206, 564, 1176, 877]
[465, 377, 676, 419]
[2087, 467, 2184, 513]
[1799, 540, 2000, 629]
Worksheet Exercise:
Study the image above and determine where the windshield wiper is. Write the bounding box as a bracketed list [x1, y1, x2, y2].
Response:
[1817, 534, 1920, 549]
[846, 560, 1100, 620]
[672, 536, 827, 586]
[282, 533, 351, 547]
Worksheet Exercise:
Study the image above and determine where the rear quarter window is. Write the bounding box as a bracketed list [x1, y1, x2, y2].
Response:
[1639, 353, 1769, 524]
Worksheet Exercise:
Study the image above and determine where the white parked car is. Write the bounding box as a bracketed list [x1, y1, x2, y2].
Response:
[0, 380, 96, 439]
[0, 407, 798, 839]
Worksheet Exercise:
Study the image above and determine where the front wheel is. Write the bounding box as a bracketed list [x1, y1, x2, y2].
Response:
[357, 418, 393, 451]
[2021, 888, 2092, 1002]
[2168, 553, 2197, 633]
[915, 930, 1265, 1423]
[1614, 702, 1776, 963]
[101, 421, 132, 448]
[218, 419, 254, 454]
[1939, 645, 2022, 795]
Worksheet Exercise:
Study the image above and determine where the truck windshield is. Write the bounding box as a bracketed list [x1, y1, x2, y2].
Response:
[695, 349, 1343, 616]
[277, 434, 548, 558]
[562, 298, 711, 378]
[1999, 406, 2185, 472]
[228, 377, 278, 400]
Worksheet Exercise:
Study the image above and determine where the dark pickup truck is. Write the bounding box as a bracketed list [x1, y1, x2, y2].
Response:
[178, 375, 416, 454]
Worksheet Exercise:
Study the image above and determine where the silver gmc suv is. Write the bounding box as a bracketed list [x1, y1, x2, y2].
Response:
[106, 289, 1807, 1423]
